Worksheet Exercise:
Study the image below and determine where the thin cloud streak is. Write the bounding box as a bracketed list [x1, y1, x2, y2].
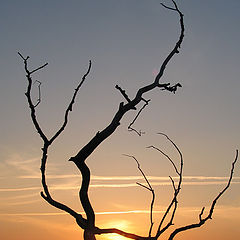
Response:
[0, 209, 191, 217]
[0, 192, 38, 200]
[90, 181, 240, 188]
[5, 207, 240, 217]
[5, 199, 41, 206]
[0, 187, 40, 192]
[18, 174, 240, 181]
[1, 180, 239, 192]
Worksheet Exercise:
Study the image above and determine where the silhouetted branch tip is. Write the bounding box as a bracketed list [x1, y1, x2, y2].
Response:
[160, 3, 176, 12]
[124, 154, 155, 237]
[18, 52, 25, 60]
[199, 207, 205, 221]
[128, 99, 150, 136]
[161, 83, 182, 94]
[115, 84, 132, 103]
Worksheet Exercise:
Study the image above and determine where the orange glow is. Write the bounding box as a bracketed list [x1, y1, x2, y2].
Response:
[102, 220, 131, 240]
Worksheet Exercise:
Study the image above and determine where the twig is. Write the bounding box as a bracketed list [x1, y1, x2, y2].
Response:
[30, 63, 49, 74]
[147, 145, 179, 175]
[161, 83, 182, 94]
[33, 80, 42, 108]
[115, 85, 133, 104]
[49, 60, 92, 144]
[148, 133, 183, 238]
[123, 154, 155, 238]
[128, 99, 150, 136]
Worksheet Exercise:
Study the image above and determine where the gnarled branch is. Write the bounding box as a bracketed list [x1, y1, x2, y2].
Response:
[19, 52, 92, 228]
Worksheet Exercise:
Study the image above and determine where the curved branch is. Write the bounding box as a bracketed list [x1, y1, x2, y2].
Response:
[94, 227, 154, 240]
[39, 142, 88, 228]
[168, 149, 238, 240]
[155, 0, 184, 84]
[19, 52, 90, 229]
[18, 52, 49, 143]
[70, 0, 185, 164]
[21, 1, 185, 239]
[148, 133, 183, 238]
[67, 2, 185, 239]
[70, 160, 95, 229]
[49, 60, 92, 144]
[128, 99, 150, 136]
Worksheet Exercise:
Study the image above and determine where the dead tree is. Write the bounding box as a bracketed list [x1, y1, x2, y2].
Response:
[19, 1, 238, 240]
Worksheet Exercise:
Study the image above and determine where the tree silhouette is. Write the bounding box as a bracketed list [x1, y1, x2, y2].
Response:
[18, 1, 238, 240]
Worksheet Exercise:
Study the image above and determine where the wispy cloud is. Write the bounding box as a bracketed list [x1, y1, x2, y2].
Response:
[0, 209, 178, 217]
[1, 178, 239, 192]
[0, 186, 40, 192]
[90, 181, 240, 188]
[19, 174, 240, 181]
[5, 153, 40, 177]
[4, 207, 240, 217]
[0, 192, 38, 200]
[5, 199, 41, 206]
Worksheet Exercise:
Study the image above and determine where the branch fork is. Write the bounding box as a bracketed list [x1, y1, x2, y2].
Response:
[20, 1, 238, 240]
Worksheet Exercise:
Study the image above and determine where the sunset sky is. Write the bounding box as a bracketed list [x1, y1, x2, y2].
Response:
[1, 0, 240, 240]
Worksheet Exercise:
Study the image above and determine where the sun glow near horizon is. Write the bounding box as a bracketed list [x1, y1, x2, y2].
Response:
[99, 220, 132, 240]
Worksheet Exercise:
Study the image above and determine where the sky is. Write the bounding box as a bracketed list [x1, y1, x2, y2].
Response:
[0, 0, 240, 240]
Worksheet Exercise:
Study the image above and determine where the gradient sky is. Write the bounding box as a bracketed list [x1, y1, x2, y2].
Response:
[0, 0, 240, 240]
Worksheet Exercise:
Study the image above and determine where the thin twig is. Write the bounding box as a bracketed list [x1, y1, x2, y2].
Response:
[148, 133, 183, 238]
[123, 154, 155, 238]
[147, 145, 180, 175]
[33, 80, 42, 108]
[30, 63, 49, 74]
[49, 60, 92, 144]
[128, 99, 150, 136]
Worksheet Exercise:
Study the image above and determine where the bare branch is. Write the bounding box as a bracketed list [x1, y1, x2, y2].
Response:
[169, 175, 176, 191]
[40, 191, 87, 228]
[199, 207, 205, 222]
[19, 52, 49, 143]
[136, 182, 151, 191]
[33, 80, 42, 108]
[154, 0, 184, 85]
[161, 83, 182, 94]
[115, 84, 133, 104]
[18, 52, 28, 61]
[161, 0, 179, 12]
[128, 99, 150, 136]
[21, 1, 187, 239]
[94, 227, 155, 240]
[124, 154, 155, 238]
[148, 133, 183, 238]
[168, 150, 239, 240]
[70, 0, 185, 164]
[30, 63, 49, 74]
[147, 145, 180, 175]
[160, 3, 176, 12]
[49, 60, 92, 144]
[19, 52, 90, 229]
